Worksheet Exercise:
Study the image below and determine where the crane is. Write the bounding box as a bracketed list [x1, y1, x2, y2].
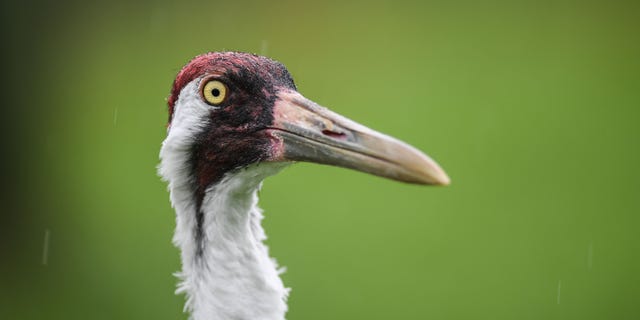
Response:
[159, 52, 449, 320]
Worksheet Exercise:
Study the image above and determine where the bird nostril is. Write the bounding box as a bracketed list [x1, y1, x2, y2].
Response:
[322, 129, 347, 140]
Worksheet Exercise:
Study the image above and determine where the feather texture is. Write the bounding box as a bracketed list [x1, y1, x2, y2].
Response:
[160, 79, 290, 320]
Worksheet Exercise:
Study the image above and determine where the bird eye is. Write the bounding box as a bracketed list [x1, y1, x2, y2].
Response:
[202, 80, 228, 105]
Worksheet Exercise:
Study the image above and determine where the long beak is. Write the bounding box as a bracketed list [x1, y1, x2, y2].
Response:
[266, 90, 450, 185]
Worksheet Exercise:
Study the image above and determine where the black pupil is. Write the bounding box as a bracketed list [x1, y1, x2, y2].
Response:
[211, 88, 220, 97]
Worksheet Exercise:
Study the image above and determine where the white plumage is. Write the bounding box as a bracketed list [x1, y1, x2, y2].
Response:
[160, 80, 290, 320]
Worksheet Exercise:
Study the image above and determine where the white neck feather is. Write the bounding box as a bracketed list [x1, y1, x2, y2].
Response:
[159, 81, 290, 320]
[165, 161, 290, 320]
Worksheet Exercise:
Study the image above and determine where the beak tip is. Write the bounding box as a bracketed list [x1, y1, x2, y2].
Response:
[415, 157, 450, 186]
[436, 174, 451, 186]
[422, 170, 450, 186]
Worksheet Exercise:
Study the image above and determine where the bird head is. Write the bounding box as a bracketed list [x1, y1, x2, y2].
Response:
[162, 52, 449, 198]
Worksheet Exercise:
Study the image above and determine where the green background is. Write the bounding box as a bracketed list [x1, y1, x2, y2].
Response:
[2, 0, 639, 319]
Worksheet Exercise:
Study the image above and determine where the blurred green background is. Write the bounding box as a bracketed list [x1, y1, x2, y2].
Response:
[1, 0, 639, 319]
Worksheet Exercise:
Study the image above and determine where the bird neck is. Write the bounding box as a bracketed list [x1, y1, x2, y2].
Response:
[170, 164, 289, 320]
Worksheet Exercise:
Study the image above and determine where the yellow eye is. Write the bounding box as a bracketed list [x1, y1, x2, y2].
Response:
[202, 80, 227, 105]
